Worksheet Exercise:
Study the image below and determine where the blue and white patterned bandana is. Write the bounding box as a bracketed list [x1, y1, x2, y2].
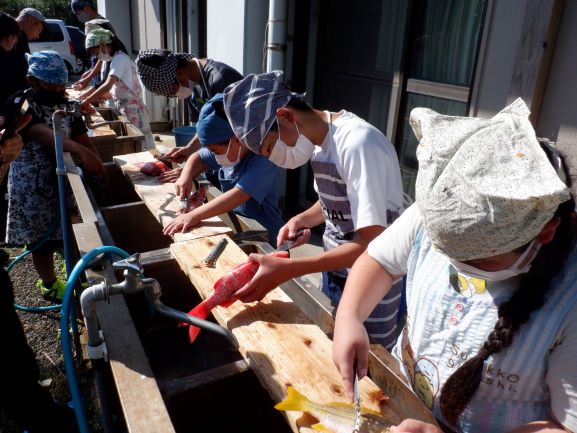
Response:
[197, 93, 233, 146]
[26, 51, 68, 85]
[136, 49, 194, 97]
[223, 70, 305, 154]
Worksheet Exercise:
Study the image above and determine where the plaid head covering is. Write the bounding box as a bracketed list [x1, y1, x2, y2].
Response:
[26, 51, 68, 85]
[412, 98, 571, 261]
[197, 93, 233, 146]
[136, 49, 194, 97]
[85, 28, 113, 48]
[223, 70, 305, 154]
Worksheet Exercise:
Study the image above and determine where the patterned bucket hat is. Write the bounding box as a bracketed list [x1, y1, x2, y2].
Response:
[223, 70, 305, 153]
[412, 98, 571, 261]
[26, 51, 68, 85]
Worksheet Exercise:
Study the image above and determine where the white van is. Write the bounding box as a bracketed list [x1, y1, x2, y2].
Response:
[29, 19, 85, 74]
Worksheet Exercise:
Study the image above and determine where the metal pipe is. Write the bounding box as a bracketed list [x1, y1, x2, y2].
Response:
[151, 298, 239, 350]
[52, 110, 74, 277]
[79, 281, 108, 348]
[266, 0, 288, 72]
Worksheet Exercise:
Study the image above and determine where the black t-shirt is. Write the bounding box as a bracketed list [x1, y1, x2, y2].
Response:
[186, 59, 243, 122]
[0, 31, 30, 116]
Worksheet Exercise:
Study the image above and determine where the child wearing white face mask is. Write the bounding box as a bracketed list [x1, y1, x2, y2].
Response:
[222, 70, 406, 350]
[135, 49, 243, 165]
[80, 27, 154, 150]
[162, 94, 284, 246]
[332, 99, 577, 433]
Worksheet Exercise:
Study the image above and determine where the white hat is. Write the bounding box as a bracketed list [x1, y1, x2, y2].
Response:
[412, 98, 571, 261]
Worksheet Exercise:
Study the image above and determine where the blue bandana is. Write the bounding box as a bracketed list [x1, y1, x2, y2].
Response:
[26, 51, 68, 85]
[223, 70, 305, 153]
[196, 93, 233, 146]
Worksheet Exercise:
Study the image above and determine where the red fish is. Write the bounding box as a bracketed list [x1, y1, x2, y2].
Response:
[180, 186, 208, 214]
[137, 160, 169, 176]
[185, 251, 289, 342]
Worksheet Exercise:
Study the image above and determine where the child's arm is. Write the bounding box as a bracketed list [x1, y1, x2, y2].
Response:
[27, 123, 104, 177]
[81, 75, 118, 105]
[74, 60, 104, 90]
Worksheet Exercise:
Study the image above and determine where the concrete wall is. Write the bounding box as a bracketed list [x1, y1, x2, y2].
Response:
[537, 0, 577, 142]
[206, 0, 268, 75]
[470, 0, 528, 118]
[97, 0, 133, 55]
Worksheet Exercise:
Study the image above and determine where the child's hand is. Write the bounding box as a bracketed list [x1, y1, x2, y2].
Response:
[0, 113, 32, 164]
[79, 148, 105, 178]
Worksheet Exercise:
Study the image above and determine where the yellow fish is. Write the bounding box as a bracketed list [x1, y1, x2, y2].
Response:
[275, 387, 392, 433]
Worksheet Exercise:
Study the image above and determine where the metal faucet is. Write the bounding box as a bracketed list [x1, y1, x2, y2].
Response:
[80, 253, 238, 362]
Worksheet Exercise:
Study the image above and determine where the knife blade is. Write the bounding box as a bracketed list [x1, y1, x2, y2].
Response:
[275, 229, 305, 252]
[352, 357, 361, 433]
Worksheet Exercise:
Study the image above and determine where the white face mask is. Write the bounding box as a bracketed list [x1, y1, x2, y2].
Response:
[214, 141, 240, 168]
[174, 82, 192, 99]
[268, 120, 315, 169]
[449, 240, 541, 282]
[97, 47, 112, 62]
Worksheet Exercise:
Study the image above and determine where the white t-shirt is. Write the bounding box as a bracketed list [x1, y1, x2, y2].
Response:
[312, 110, 404, 233]
[108, 51, 138, 95]
[368, 203, 577, 431]
[367, 202, 422, 275]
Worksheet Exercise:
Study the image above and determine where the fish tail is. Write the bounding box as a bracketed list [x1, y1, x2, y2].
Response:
[274, 387, 311, 413]
[185, 300, 212, 343]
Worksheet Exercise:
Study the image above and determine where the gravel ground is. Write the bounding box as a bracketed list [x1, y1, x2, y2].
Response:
[0, 247, 102, 433]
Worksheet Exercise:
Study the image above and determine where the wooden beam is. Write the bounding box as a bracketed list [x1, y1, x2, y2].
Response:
[65, 153, 98, 224]
[170, 235, 439, 430]
[158, 359, 251, 399]
[72, 222, 176, 433]
[508, 0, 566, 124]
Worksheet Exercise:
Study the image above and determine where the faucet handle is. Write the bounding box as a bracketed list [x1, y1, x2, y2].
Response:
[113, 253, 142, 274]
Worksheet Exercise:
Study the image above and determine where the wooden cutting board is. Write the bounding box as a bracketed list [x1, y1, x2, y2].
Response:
[170, 235, 435, 432]
[113, 151, 232, 242]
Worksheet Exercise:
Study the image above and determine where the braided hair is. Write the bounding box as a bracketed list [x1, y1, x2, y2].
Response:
[439, 149, 576, 427]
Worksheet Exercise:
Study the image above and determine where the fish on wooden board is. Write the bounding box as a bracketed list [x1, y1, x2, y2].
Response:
[136, 160, 170, 176]
[185, 250, 289, 342]
[180, 186, 208, 214]
[275, 387, 393, 433]
[154, 153, 174, 169]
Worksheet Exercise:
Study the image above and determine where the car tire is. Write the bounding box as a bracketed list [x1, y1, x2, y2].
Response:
[71, 57, 85, 74]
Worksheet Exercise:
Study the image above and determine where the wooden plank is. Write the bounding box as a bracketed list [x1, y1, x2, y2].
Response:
[64, 153, 98, 224]
[508, 0, 565, 124]
[113, 151, 232, 242]
[72, 222, 176, 433]
[170, 235, 438, 430]
[158, 359, 251, 399]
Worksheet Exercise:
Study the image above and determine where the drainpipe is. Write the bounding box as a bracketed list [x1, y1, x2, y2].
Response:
[266, 0, 288, 72]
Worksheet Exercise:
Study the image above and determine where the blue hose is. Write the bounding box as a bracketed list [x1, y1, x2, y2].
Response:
[7, 218, 63, 312]
[60, 246, 129, 433]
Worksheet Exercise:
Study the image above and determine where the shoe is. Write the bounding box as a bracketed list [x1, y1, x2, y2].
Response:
[37, 278, 67, 302]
